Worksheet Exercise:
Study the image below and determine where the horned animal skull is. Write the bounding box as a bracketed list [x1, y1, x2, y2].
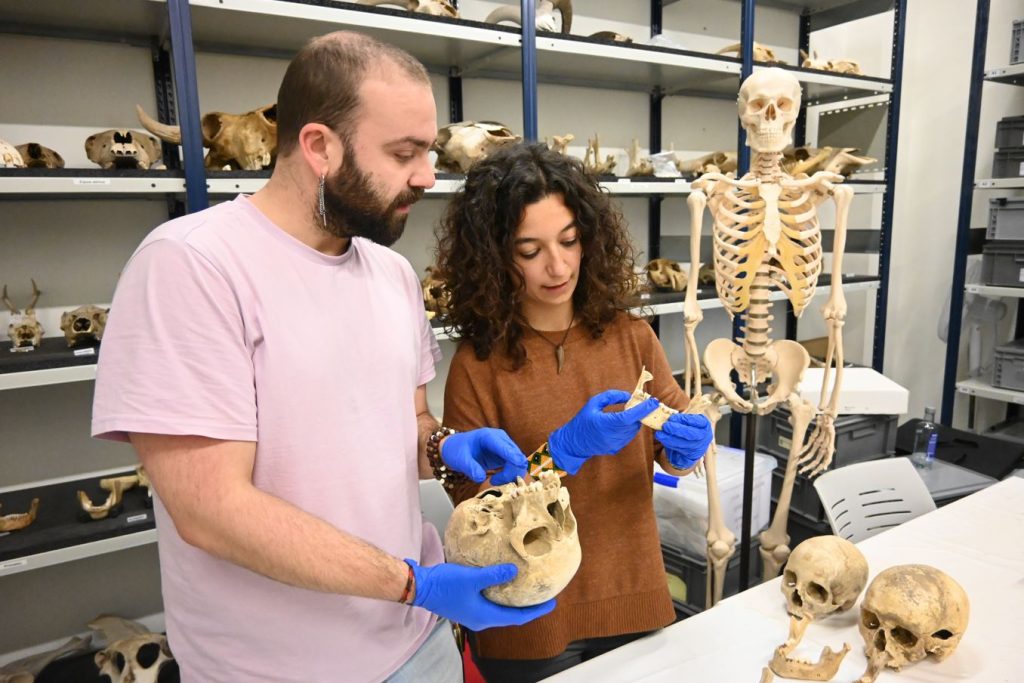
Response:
[359, 0, 458, 17]
[857, 564, 969, 683]
[3, 280, 44, 349]
[137, 103, 277, 171]
[85, 130, 162, 170]
[769, 536, 868, 680]
[15, 142, 65, 169]
[717, 41, 786, 65]
[646, 258, 687, 292]
[59, 305, 109, 347]
[486, 0, 573, 33]
[0, 138, 25, 168]
[627, 139, 654, 177]
[546, 133, 575, 156]
[432, 121, 521, 174]
[444, 471, 581, 606]
[90, 616, 176, 683]
[800, 50, 863, 75]
[582, 135, 617, 176]
[738, 68, 802, 154]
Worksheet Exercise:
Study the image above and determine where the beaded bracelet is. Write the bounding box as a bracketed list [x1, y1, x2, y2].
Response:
[426, 426, 470, 493]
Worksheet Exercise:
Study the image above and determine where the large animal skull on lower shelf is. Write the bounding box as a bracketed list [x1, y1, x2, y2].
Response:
[444, 471, 580, 606]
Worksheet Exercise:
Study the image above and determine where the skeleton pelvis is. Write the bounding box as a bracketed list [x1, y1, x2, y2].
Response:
[704, 338, 810, 414]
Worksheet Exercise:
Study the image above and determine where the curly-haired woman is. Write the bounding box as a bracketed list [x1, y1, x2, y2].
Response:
[434, 142, 714, 682]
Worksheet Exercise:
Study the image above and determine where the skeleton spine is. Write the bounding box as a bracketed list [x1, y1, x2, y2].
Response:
[740, 264, 773, 357]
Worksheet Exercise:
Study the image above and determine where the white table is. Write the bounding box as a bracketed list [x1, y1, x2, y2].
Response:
[544, 477, 1024, 682]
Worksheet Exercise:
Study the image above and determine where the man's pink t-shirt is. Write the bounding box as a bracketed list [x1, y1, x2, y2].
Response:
[92, 195, 444, 682]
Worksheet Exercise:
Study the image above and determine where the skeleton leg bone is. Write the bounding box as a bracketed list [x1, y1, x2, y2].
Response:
[759, 394, 815, 581]
[694, 395, 735, 607]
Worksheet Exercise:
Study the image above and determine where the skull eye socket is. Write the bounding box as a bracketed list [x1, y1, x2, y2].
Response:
[891, 626, 918, 648]
[805, 581, 828, 603]
[748, 98, 766, 112]
[137, 642, 162, 668]
[862, 609, 880, 630]
[777, 98, 794, 112]
[932, 629, 954, 640]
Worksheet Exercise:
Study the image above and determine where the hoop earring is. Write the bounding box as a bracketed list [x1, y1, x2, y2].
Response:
[318, 174, 326, 228]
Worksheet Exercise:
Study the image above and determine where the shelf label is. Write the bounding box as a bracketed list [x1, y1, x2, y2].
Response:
[73, 347, 97, 357]
[73, 178, 112, 186]
[0, 559, 28, 572]
[125, 512, 150, 526]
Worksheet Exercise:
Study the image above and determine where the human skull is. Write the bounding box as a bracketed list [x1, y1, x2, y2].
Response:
[646, 258, 687, 292]
[432, 121, 521, 174]
[0, 138, 25, 168]
[738, 68, 801, 154]
[95, 634, 175, 683]
[783, 536, 868, 621]
[858, 564, 969, 682]
[444, 471, 581, 606]
[15, 142, 65, 169]
[60, 304, 109, 347]
[85, 130, 163, 170]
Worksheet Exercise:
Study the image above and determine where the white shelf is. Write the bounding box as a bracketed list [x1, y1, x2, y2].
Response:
[0, 529, 158, 577]
[955, 377, 1024, 405]
[985, 63, 1024, 87]
[0, 364, 96, 391]
[976, 178, 1024, 189]
[965, 284, 1024, 298]
[0, 175, 185, 195]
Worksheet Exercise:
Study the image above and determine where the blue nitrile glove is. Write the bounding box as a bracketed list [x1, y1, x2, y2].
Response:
[655, 413, 714, 469]
[548, 390, 661, 475]
[441, 428, 528, 485]
[406, 559, 556, 632]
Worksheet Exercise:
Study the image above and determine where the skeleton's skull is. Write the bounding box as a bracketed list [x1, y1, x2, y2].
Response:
[432, 121, 521, 174]
[646, 258, 687, 292]
[783, 536, 868, 621]
[95, 633, 175, 683]
[444, 471, 581, 606]
[60, 305, 109, 347]
[738, 68, 801, 154]
[858, 564, 969, 682]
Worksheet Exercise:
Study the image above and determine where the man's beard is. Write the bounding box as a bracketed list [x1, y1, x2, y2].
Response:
[317, 150, 424, 247]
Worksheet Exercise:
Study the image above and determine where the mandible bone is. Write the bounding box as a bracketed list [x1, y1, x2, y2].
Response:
[858, 564, 969, 683]
[432, 121, 521, 174]
[769, 536, 868, 680]
[60, 304, 109, 347]
[15, 142, 64, 169]
[85, 129, 162, 170]
[137, 103, 277, 171]
[444, 471, 580, 606]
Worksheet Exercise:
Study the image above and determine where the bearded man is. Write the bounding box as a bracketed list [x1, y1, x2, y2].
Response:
[92, 31, 552, 683]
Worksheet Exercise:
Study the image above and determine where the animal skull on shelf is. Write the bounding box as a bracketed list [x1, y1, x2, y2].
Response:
[137, 103, 278, 171]
[784, 146, 876, 178]
[589, 30, 632, 43]
[582, 135, 617, 176]
[545, 133, 575, 156]
[432, 121, 521, 174]
[486, 0, 573, 34]
[359, 0, 457, 17]
[800, 50, 863, 76]
[444, 471, 580, 606]
[77, 473, 140, 520]
[682, 68, 852, 606]
[626, 139, 654, 177]
[60, 304, 109, 347]
[85, 129, 163, 170]
[89, 615, 176, 683]
[769, 536, 868, 680]
[675, 150, 738, 178]
[3, 279, 44, 349]
[858, 565, 969, 683]
[0, 498, 40, 533]
[0, 138, 25, 168]
[15, 142, 65, 169]
[645, 258, 687, 293]
[421, 266, 450, 319]
[716, 41, 786, 65]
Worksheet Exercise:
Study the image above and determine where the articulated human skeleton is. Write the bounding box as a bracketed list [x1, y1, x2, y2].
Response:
[682, 68, 852, 606]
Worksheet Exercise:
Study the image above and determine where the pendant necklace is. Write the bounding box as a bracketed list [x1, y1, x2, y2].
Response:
[526, 316, 575, 374]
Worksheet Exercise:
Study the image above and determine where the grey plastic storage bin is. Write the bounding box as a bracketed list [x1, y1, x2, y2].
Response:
[661, 537, 760, 613]
[993, 149, 1024, 178]
[758, 405, 897, 466]
[995, 115, 1024, 149]
[993, 338, 1024, 391]
[987, 198, 1024, 240]
[982, 241, 1024, 287]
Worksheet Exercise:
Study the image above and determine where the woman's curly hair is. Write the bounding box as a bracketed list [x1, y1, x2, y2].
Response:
[434, 142, 640, 369]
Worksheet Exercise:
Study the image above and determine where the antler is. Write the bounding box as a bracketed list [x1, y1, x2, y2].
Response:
[26, 278, 41, 313]
[1, 284, 17, 315]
